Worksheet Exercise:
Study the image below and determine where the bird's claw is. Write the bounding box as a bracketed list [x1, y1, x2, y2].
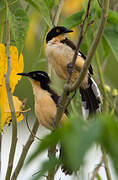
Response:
[67, 62, 74, 74]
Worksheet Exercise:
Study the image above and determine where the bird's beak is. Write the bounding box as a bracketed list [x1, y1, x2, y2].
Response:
[64, 29, 73, 34]
[17, 73, 29, 76]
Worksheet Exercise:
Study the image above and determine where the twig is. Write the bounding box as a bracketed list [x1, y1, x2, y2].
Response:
[91, 157, 103, 180]
[69, 0, 109, 92]
[47, 145, 57, 180]
[54, 0, 93, 128]
[11, 119, 39, 180]
[67, 0, 92, 83]
[101, 147, 112, 180]
[26, 112, 42, 141]
[48, 0, 65, 77]
[52, 0, 65, 26]
[5, 3, 18, 180]
[47, 1, 66, 179]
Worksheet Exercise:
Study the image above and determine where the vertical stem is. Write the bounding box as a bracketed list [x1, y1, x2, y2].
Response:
[96, 51, 112, 180]
[47, 1, 65, 179]
[5, 2, 18, 180]
[52, 0, 65, 26]
[102, 147, 112, 180]
[47, 145, 56, 180]
[95, 51, 109, 112]
[11, 119, 39, 180]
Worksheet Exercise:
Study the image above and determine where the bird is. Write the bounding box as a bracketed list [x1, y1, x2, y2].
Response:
[46, 26, 102, 118]
[17, 71, 72, 175]
[17, 71, 67, 130]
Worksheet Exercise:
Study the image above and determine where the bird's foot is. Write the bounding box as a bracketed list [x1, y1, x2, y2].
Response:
[67, 62, 74, 74]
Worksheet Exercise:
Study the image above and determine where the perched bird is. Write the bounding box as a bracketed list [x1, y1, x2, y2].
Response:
[46, 26, 101, 118]
[17, 71, 71, 174]
[17, 71, 67, 130]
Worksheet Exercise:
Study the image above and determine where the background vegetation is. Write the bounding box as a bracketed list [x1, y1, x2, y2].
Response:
[0, 0, 118, 180]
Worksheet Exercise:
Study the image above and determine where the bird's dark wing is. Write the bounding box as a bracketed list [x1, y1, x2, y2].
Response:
[61, 38, 93, 75]
[48, 87, 60, 106]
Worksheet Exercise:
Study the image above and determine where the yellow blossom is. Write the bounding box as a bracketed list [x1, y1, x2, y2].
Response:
[0, 44, 24, 131]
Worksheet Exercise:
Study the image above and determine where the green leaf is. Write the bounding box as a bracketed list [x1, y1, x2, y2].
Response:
[32, 157, 60, 180]
[7, 3, 29, 54]
[25, 0, 52, 28]
[0, 0, 5, 12]
[45, 0, 55, 10]
[26, 130, 60, 166]
[60, 114, 103, 171]
[96, 174, 102, 180]
[62, 11, 84, 29]
[101, 114, 118, 174]
[103, 26, 118, 62]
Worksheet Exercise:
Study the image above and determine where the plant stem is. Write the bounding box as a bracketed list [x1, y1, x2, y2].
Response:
[95, 51, 109, 112]
[11, 119, 39, 180]
[101, 147, 112, 180]
[5, 4, 18, 180]
[47, 1, 66, 179]
[47, 145, 56, 180]
[52, 0, 65, 26]
[0, 9, 5, 43]
[69, 0, 109, 92]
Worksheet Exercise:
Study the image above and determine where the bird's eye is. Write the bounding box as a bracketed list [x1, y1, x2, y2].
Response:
[56, 29, 60, 33]
[32, 73, 36, 77]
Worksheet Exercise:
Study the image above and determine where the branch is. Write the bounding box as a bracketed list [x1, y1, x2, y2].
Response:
[52, 0, 65, 26]
[11, 119, 39, 180]
[48, 0, 65, 77]
[5, 6, 18, 180]
[54, 0, 93, 128]
[101, 147, 112, 180]
[67, 0, 92, 83]
[47, 1, 66, 179]
[69, 0, 109, 92]
[91, 157, 103, 180]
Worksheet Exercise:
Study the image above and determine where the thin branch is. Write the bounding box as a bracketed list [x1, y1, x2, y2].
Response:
[53, 0, 93, 128]
[91, 157, 103, 180]
[47, 1, 66, 179]
[11, 119, 39, 180]
[52, 0, 65, 26]
[67, 0, 92, 83]
[26, 113, 42, 141]
[48, 0, 65, 77]
[101, 147, 112, 180]
[5, 5, 18, 180]
[69, 0, 109, 92]
[47, 146, 57, 180]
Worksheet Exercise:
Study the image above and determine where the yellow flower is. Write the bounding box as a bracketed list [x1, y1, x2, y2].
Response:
[0, 44, 24, 131]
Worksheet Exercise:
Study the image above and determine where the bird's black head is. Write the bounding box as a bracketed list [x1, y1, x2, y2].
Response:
[46, 26, 73, 43]
[17, 71, 51, 90]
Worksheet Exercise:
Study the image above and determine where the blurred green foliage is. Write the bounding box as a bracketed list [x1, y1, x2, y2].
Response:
[1, 0, 118, 179]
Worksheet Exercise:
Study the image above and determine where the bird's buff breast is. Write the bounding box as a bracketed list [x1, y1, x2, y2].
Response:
[46, 43, 74, 80]
[46, 42, 88, 88]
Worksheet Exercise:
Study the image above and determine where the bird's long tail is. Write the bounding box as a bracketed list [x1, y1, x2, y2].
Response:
[79, 76, 101, 119]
